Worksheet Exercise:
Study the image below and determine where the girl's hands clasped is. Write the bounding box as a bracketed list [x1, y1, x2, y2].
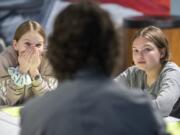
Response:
[18, 47, 42, 75]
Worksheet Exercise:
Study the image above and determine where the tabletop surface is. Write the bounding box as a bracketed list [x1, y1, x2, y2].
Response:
[0, 106, 20, 135]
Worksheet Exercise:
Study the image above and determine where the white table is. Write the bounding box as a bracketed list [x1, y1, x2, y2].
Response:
[164, 116, 180, 123]
[0, 108, 179, 135]
[0, 109, 20, 135]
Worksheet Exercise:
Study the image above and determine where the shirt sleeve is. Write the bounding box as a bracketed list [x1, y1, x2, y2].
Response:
[114, 66, 141, 87]
[114, 68, 131, 85]
[31, 54, 58, 96]
[152, 71, 180, 117]
[31, 75, 58, 96]
[3, 66, 32, 105]
[0, 78, 25, 105]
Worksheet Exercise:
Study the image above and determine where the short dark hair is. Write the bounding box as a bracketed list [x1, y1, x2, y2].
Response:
[48, 1, 120, 80]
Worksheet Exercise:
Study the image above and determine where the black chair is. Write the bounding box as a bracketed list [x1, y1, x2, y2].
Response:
[170, 98, 180, 118]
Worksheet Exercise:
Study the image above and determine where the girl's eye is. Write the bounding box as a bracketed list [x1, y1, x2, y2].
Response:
[25, 42, 31, 46]
[132, 49, 139, 53]
[36, 44, 42, 47]
[143, 48, 153, 52]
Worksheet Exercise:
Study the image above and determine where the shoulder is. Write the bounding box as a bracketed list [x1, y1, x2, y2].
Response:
[0, 46, 18, 76]
[122, 65, 144, 75]
[115, 65, 145, 81]
[107, 80, 151, 104]
[160, 62, 180, 79]
[0, 46, 18, 65]
[21, 79, 163, 135]
[21, 91, 55, 128]
[22, 79, 150, 111]
[162, 62, 180, 71]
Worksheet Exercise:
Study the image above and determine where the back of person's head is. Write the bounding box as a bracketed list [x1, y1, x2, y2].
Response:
[13, 20, 46, 43]
[133, 26, 170, 64]
[48, 1, 120, 80]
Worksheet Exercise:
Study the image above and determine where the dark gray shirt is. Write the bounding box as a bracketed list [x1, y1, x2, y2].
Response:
[20, 70, 167, 135]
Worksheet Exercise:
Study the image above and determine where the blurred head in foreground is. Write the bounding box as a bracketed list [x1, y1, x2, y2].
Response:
[48, 0, 120, 80]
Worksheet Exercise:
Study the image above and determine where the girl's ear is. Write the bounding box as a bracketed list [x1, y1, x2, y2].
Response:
[160, 48, 166, 58]
[13, 40, 18, 51]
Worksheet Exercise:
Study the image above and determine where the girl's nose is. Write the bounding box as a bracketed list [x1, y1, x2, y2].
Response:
[31, 43, 36, 47]
[30, 44, 37, 51]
